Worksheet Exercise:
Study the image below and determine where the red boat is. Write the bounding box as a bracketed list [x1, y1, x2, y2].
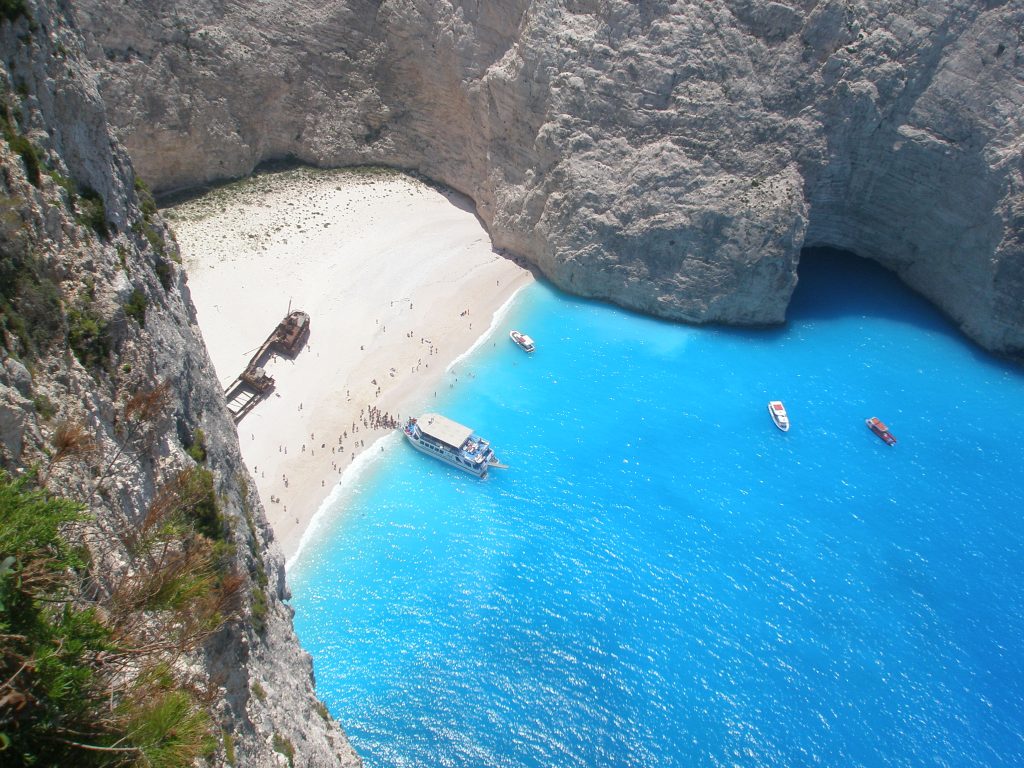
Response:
[866, 417, 897, 446]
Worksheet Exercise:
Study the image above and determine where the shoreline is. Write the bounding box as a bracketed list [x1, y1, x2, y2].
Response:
[164, 167, 533, 562]
[288, 283, 531, 569]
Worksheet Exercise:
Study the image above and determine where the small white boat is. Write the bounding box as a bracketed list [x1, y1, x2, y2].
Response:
[510, 330, 535, 353]
[768, 400, 790, 432]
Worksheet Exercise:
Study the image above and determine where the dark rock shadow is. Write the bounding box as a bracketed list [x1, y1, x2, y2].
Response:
[787, 247, 1017, 369]
[788, 247, 959, 339]
[709, 247, 1010, 369]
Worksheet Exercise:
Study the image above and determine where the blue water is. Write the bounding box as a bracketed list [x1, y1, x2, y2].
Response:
[290, 251, 1024, 767]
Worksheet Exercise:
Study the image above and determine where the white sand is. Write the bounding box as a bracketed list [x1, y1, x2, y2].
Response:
[164, 168, 533, 562]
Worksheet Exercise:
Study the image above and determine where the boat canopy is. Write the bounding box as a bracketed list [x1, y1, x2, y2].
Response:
[418, 413, 474, 448]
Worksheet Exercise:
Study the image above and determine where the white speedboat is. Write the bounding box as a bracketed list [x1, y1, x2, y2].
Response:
[768, 400, 790, 432]
[403, 414, 507, 477]
[510, 330, 535, 353]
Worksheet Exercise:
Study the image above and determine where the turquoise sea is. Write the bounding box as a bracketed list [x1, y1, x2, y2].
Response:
[290, 250, 1024, 767]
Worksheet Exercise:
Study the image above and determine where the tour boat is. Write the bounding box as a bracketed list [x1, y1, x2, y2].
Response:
[767, 400, 790, 432]
[403, 413, 507, 477]
[866, 416, 897, 446]
[510, 330, 535, 353]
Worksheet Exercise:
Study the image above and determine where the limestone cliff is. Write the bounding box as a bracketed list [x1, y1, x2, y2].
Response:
[74, 0, 1024, 356]
[0, 2, 358, 764]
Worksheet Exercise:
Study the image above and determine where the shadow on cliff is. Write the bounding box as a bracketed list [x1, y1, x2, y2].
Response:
[787, 247, 957, 330]
[155, 157, 308, 206]
[784, 247, 1005, 366]
[715, 247, 1009, 368]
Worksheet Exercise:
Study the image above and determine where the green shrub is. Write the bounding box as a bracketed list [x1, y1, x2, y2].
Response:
[0, 475, 113, 763]
[1, 103, 40, 187]
[0, 266, 63, 359]
[223, 729, 236, 766]
[49, 171, 76, 201]
[236, 475, 271, 635]
[134, 175, 158, 219]
[186, 427, 207, 464]
[0, 474, 88, 571]
[7, 131, 41, 186]
[141, 220, 165, 255]
[0, 475, 223, 766]
[154, 257, 173, 291]
[15, 272, 62, 350]
[121, 688, 215, 768]
[48, 175, 116, 246]
[250, 586, 268, 635]
[32, 393, 56, 420]
[140, 551, 220, 612]
[0, 210, 64, 360]
[179, 466, 225, 541]
[135, 219, 176, 290]
[272, 732, 295, 768]
[252, 557, 268, 589]
[124, 287, 147, 327]
[314, 700, 331, 722]
[76, 187, 109, 239]
[0, 0, 28, 23]
[66, 304, 110, 369]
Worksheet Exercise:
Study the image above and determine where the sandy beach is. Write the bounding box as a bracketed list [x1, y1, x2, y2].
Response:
[164, 167, 533, 563]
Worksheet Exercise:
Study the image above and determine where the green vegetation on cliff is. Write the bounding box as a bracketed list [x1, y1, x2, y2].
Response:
[1, 104, 41, 187]
[0, 0, 28, 24]
[0, 198, 63, 360]
[75, 187, 109, 240]
[0, 468, 240, 766]
[0, 476, 105, 763]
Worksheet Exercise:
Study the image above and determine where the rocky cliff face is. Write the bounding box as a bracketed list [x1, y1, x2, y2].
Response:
[0, 3, 358, 764]
[73, 0, 1024, 356]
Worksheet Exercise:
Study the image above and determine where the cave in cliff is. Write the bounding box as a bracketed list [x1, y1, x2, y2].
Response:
[792, 247, 965, 343]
